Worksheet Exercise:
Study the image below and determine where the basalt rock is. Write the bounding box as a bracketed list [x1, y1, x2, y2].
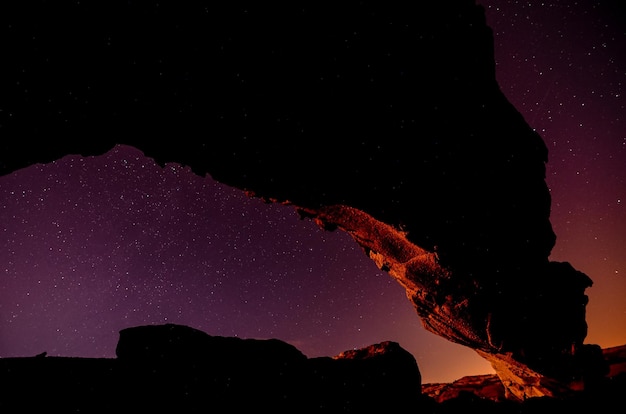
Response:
[1, 0, 607, 399]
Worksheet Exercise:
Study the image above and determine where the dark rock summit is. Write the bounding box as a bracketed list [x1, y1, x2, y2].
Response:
[113, 324, 422, 410]
[116, 323, 307, 366]
[0, 0, 611, 401]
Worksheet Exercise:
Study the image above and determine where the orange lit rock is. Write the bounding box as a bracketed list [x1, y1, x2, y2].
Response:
[422, 374, 506, 403]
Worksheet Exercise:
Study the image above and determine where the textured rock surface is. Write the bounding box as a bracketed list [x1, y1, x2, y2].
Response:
[1, 0, 607, 398]
[422, 344, 626, 403]
[422, 374, 507, 403]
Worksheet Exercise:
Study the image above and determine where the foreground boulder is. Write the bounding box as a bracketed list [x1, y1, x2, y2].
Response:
[115, 324, 421, 411]
[0, 324, 423, 412]
[116, 323, 307, 366]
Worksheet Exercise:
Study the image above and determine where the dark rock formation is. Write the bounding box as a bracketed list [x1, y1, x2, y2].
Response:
[603, 344, 626, 379]
[1, 0, 608, 398]
[0, 324, 423, 412]
[116, 323, 307, 367]
[0, 327, 624, 413]
[113, 324, 421, 410]
[315, 339, 422, 408]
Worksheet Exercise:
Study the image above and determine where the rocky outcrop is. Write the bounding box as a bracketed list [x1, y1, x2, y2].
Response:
[603, 345, 626, 379]
[1, 0, 608, 398]
[0, 324, 423, 412]
[116, 323, 307, 366]
[320, 340, 422, 406]
[422, 345, 626, 404]
[423, 374, 506, 403]
[113, 324, 421, 410]
[0, 328, 624, 412]
[421, 347, 626, 414]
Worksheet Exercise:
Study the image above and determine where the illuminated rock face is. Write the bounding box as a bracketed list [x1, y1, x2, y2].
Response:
[1, 0, 607, 399]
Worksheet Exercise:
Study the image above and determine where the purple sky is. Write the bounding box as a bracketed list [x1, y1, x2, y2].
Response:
[1, 1, 624, 384]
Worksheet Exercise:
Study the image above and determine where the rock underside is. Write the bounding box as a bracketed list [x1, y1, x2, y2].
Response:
[1, 0, 611, 400]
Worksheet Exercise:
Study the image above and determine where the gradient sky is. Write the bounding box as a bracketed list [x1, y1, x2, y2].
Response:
[1, 1, 624, 384]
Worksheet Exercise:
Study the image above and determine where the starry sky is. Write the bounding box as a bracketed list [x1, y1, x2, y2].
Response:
[1, 1, 624, 384]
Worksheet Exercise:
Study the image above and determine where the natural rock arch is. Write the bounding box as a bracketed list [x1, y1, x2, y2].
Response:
[2, 0, 607, 399]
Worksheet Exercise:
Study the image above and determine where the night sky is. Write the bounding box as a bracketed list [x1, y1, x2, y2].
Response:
[1, 1, 624, 384]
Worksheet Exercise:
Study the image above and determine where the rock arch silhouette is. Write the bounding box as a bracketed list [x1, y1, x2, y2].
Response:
[2, 0, 606, 399]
